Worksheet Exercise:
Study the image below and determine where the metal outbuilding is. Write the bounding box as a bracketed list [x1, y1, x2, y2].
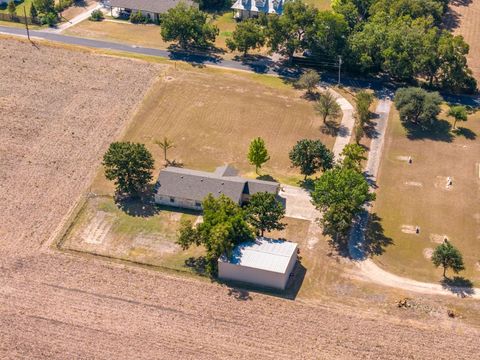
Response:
[218, 238, 298, 290]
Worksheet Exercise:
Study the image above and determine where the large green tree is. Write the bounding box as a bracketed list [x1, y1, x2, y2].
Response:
[227, 19, 266, 56]
[102, 142, 155, 196]
[160, 3, 218, 48]
[176, 194, 254, 275]
[436, 33, 477, 94]
[247, 137, 270, 174]
[431, 240, 465, 277]
[246, 192, 286, 237]
[315, 90, 342, 124]
[33, 0, 55, 14]
[266, 0, 318, 60]
[355, 90, 373, 126]
[289, 139, 333, 179]
[312, 166, 374, 237]
[394, 87, 442, 128]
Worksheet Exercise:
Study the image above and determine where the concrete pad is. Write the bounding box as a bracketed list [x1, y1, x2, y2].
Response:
[279, 185, 318, 221]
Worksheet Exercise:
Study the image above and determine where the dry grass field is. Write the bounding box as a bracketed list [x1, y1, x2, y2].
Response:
[2, 37, 480, 359]
[445, 0, 480, 81]
[89, 65, 335, 195]
[373, 107, 480, 284]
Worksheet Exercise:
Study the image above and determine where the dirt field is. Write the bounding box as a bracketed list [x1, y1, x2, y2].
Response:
[0, 37, 162, 256]
[1, 37, 480, 359]
[445, 0, 480, 81]
[373, 107, 480, 284]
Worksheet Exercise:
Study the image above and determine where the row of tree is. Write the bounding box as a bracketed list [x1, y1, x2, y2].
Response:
[158, 0, 476, 93]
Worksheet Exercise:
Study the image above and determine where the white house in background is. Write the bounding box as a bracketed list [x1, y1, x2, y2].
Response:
[108, 0, 197, 22]
[154, 165, 280, 211]
[231, 0, 286, 20]
[218, 238, 298, 290]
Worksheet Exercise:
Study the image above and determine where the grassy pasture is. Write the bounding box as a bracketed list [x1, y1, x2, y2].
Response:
[90, 65, 335, 195]
[373, 106, 480, 284]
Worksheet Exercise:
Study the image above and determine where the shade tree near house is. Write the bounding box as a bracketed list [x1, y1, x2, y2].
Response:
[394, 87, 442, 129]
[311, 165, 374, 241]
[247, 137, 270, 174]
[289, 139, 333, 179]
[266, 0, 317, 60]
[176, 194, 254, 276]
[296, 69, 321, 96]
[160, 3, 219, 48]
[226, 19, 266, 56]
[315, 91, 341, 124]
[102, 142, 155, 197]
[431, 240, 465, 278]
[246, 192, 286, 237]
[447, 105, 468, 130]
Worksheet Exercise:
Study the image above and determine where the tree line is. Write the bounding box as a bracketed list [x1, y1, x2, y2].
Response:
[159, 0, 476, 94]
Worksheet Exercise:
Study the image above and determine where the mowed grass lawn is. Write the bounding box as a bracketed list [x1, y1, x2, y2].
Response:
[91, 66, 336, 194]
[373, 107, 480, 284]
[0, 0, 32, 14]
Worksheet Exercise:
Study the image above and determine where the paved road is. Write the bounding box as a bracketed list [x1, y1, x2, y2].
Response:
[1, 24, 480, 107]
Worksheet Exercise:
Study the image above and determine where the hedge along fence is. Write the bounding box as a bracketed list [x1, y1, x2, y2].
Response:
[0, 13, 38, 24]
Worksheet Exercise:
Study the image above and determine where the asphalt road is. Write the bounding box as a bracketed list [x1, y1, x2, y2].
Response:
[1, 25, 479, 106]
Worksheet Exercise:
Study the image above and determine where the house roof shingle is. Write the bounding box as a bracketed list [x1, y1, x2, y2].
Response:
[109, 0, 195, 14]
[155, 166, 279, 203]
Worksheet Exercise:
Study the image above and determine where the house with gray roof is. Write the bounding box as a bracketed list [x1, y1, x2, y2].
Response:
[231, 0, 286, 20]
[108, 0, 197, 23]
[154, 165, 279, 210]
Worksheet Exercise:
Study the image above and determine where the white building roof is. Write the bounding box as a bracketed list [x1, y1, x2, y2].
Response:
[219, 238, 298, 274]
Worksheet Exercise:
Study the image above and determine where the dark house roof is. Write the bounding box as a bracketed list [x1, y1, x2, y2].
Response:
[109, 0, 196, 14]
[155, 165, 279, 204]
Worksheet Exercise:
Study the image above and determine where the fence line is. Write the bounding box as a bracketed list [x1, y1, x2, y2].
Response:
[0, 13, 37, 25]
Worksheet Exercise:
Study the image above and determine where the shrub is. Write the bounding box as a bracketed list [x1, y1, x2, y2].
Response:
[40, 12, 58, 26]
[130, 10, 148, 24]
[89, 9, 104, 21]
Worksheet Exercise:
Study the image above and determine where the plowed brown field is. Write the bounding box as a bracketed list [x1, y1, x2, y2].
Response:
[1, 38, 479, 359]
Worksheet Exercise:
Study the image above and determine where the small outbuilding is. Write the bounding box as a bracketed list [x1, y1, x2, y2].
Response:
[218, 238, 298, 290]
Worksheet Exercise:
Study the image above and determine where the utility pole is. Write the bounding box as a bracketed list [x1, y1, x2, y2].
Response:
[23, 7, 30, 41]
[337, 55, 342, 85]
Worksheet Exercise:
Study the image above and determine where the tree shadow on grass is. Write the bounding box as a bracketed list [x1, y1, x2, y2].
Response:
[256, 174, 279, 183]
[320, 120, 346, 137]
[364, 113, 380, 139]
[403, 119, 454, 142]
[184, 256, 207, 276]
[115, 185, 160, 217]
[167, 44, 223, 65]
[453, 127, 477, 140]
[363, 213, 394, 256]
[441, 276, 475, 298]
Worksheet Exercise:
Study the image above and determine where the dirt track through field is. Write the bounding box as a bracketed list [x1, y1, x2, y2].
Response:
[1, 38, 480, 359]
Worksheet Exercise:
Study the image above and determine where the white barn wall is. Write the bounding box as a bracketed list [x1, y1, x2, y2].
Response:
[218, 261, 292, 290]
